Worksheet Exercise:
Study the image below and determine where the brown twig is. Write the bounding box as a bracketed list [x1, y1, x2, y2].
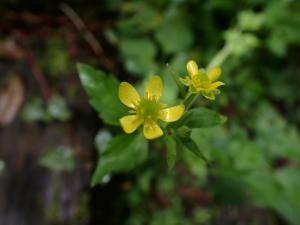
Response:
[60, 3, 114, 71]
[2, 10, 114, 28]
[24, 42, 52, 100]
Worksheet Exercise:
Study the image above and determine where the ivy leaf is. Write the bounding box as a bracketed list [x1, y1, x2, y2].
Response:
[165, 135, 176, 170]
[91, 132, 148, 187]
[77, 63, 127, 125]
[171, 107, 227, 129]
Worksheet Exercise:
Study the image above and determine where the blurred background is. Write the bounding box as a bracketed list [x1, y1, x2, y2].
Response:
[0, 0, 300, 225]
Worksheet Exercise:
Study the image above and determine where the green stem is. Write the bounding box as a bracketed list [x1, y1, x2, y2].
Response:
[185, 94, 199, 111]
[184, 93, 198, 111]
[207, 44, 232, 69]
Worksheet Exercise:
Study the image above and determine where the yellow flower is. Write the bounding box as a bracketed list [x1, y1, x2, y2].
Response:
[119, 76, 185, 140]
[180, 60, 225, 100]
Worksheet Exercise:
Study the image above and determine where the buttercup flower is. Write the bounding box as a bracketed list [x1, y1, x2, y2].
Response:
[180, 60, 225, 100]
[119, 76, 185, 139]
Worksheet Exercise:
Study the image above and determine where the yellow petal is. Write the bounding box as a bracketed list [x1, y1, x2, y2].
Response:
[119, 82, 140, 108]
[120, 115, 143, 134]
[143, 121, 163, 139]
[187, 60, 199, 77]
[208, 67, 222, 82]
[144, 76, 163, 100]
[208, 81, 225, 90]
[159, 104, 185, 122]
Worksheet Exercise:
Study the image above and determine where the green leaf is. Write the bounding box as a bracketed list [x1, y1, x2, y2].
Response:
[155, 12, 193, 53]
[119, 38, 157, 76]
[177, 137, 208, 162]
[39, 146, 76, 172]
[165, 136, 176, 169]
[41, 38, 71, 77]
[91, 132, 148, 187]
[0, 160, 5, 174]
[21, 97, 51, 122]
[225, 30, 260, 56]
[47, 94, 71, 121]
[21, 95, 71, 122]
[171, 107, 227, 129]
[77, 63, 127, 125]
[94, 129, 112, 155]
[272, 167, 300, 225]
[238, 10, 264, 31]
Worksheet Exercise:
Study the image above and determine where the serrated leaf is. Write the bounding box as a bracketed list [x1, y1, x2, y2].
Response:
[171, 107, 226, 129]
[165, 136, 176, 169]
[77, 63, 127, 125]
[91, 132, 148, 187]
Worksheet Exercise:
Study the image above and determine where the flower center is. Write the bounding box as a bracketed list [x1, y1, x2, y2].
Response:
[136, 97, 162, 121]
[191, 71, 211, 89]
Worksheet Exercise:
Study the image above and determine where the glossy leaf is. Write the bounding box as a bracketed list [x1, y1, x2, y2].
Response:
[77, 63, 127, 125]
[91, 132, 148, 187]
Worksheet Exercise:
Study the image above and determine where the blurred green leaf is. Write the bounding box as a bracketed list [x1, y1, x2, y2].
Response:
[39, 146, 76, 172]
[272, 167, 300, 225]
[171, 107, 226, 129]
[264, 0, 300, 57]
[95, 129, 112, 155]
[276, 167, 300, 205]
[238, 10, 264, 31]
[40, 38, 71, 77]
[165, 136, 176, 169]
[21, 97, 51, 122]
[91, 132, 148, 187]
[225, 30, 260, 56]
[77, 63, 127, 125]
[47, 94, 71, 121]
[0, 160, 5, 174]
[119, 38, 157, 76]
[21, 94, 71, 122]
[228, 138, 267, 171]
[254, 105, 300, 161]
[155, 12, 193, 54]
[117, 3, 160, 34]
